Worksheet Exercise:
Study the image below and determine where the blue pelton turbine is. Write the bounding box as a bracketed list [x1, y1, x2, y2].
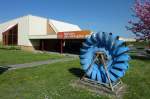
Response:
[80, 32, 130, 91]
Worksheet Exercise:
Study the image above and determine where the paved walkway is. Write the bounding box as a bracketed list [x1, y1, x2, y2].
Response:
[6, 57, 77, 70]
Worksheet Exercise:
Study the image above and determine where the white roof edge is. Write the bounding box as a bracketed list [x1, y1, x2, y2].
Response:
[27, 14, 79, 27]
[0, 14, 80, 27]
[27, 14, 48, 20]
[2, 24, 17, 33]
[0, 14, 82, 33]
[0, 15, 29, 25]
[49, 19, 79, 27]
[29, 35, 57, 39]
[23, 14, 82, 33]
[119, 37, 136, 42]
[49, 19, 81, 33]
[48, 20, 59, 33]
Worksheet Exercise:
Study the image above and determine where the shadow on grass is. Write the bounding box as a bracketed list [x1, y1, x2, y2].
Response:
[0, 66, 9, 74]
[131, 55, 150, 61]
[69, 68, 84, 78]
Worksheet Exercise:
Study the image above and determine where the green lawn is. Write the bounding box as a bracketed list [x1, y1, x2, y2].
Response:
[0, 60, 108, 99]
[0, 58, 149, 99]
[0, 49, 64, 66]
[122, 59, 150, 99]
[127, 41, 149, 48]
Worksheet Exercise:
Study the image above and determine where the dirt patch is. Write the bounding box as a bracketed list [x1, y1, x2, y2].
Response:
[70, 79, 127, 99]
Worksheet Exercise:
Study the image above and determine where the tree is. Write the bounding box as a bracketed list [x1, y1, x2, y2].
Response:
[127, 0, 150, 44]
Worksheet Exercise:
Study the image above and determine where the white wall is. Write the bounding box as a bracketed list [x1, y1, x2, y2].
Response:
[28, 15, 47, 35]
[18, 16, 32, 46]
[0, 15, 83, 47]
[0, 15, 50, 47]
[0, 15, 32, 46]
[0, 17, 21, 41]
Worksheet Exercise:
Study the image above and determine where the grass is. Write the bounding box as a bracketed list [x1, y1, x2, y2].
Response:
[0, 58, 149, 99]
[0, 60, 108, 99]
[122, 59, 150, 99]
[127, 41, 149, 49]
[0, 42, 149, 99]
[0, 49, 64, 66]
[0, 45, 21, 50]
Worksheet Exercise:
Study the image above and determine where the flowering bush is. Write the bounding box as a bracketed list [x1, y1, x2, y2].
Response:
[127, 0, 150, 42]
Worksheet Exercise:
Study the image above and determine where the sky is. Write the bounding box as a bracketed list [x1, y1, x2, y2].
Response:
[0, 0, 136, 38]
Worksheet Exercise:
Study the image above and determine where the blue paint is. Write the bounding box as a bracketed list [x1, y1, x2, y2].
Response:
[80, 32, 131, 83]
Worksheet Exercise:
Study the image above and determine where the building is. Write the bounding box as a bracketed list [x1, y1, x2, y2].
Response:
[119, 37, 136, 42]
[0, 15, 91, 54]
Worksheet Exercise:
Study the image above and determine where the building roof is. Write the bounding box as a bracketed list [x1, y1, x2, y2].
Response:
[2, 24, 17, 33]
[0, 14, 91, 39]
[119, 37, 136, 42]
[28, 14, 81, 33]
[49, 19, 81, 33]
[0, 14, 81, 33]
